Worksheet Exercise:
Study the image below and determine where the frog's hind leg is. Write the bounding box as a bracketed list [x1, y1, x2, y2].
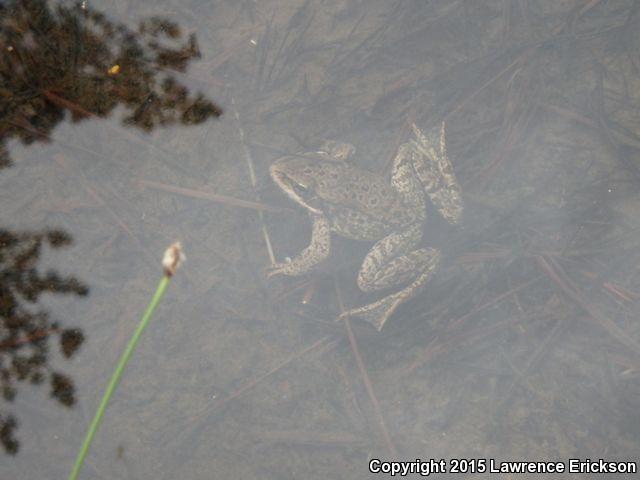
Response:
[410, 123, 463, 224]
[339, 225, 441, 331]
[340, 249, 440, 331]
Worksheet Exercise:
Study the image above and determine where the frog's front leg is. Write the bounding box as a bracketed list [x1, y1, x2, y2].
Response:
[339, 224, 440, 331]
[267, 214, 331, 278]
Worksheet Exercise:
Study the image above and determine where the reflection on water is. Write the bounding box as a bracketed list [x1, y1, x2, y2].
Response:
[2, 0, 640, 477]
[0, 227, 87, 454]
[0, 0, 222, 167]
[0, 0, 223, 458]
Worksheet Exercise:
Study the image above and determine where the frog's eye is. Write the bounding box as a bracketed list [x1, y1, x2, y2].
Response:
[292, 180, 308, 194]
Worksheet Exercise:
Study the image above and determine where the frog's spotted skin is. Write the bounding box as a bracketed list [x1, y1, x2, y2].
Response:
[268, 123, 462, 330]
[410, 123, 463, 224]
[268, 214, 331, 276]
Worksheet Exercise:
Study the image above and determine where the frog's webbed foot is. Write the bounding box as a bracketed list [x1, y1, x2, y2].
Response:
[338, 297, 400, 331]
[409, 122, 463, 224]
[265, 258, 296, 278]
[318, 141, 355, 161]
[266, 214, 331, 278]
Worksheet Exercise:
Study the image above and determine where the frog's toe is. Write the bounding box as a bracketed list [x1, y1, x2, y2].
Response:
[338, 296, 402, 331]
[265, 259, 292, 278]
[265, 267, 280, 278]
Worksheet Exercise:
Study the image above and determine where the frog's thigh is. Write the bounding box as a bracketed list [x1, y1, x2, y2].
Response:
[390, 145, 425, 211]
[358, 247, 440, 292]
[356, 225, 432, 292]
[344, 243, 441, 330]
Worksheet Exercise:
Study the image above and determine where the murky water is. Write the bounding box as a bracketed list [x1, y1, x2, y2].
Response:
[2, 1, 640, 478]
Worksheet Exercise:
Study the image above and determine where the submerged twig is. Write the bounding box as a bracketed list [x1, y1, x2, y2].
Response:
[335, 281, 398, 458]
[536, 255, 640, 352]
[137, 179, 289, 213]
[212, 335, 337, 410]
[253, 429, 370, 449]
[231, 96, 277, 264]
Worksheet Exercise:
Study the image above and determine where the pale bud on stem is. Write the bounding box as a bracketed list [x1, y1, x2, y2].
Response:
[162, 242, 185, 277]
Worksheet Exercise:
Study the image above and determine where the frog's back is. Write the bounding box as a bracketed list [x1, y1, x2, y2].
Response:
[313, 162, 419, 240]
[324, 203, 393, 240]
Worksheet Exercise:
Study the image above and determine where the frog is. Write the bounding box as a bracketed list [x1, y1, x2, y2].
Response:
[267, 123, 462, 330]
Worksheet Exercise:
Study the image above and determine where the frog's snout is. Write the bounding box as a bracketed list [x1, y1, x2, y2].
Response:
[270, 159, 322, 215]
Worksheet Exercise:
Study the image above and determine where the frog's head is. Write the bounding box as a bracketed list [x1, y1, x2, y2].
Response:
[270, 154, 324, 215]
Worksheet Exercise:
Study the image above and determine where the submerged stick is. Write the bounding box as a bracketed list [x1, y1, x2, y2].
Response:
[230, 95, 277, 264]
[68, 242, 184, 480]
[334, 280, 398, 458]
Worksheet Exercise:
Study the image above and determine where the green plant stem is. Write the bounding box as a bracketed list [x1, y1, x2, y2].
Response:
[68, 274, 171, 480]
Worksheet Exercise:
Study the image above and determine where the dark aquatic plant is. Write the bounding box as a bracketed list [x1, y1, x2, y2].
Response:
[0, 228, 88, 454]
[0, 0, 222, 166]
